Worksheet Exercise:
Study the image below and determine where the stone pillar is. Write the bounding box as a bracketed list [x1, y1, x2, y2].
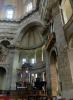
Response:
[11, 50, 19, 90]
[53, 5, 73, 98]
[42, 47, 44, 61]
[35, 50, 37, 62]
[16, 0, 23, 19]
[5, 50, 14, 90]
[42, 72, 45, 81]
[68, 48, 73, 83]
[50, 56, 59, 96]
[45, 49, 51, 95]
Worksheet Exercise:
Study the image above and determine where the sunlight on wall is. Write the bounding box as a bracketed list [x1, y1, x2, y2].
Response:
[62, 0, 72, 24]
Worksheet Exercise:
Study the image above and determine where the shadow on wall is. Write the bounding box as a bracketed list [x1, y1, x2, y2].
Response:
[0, 67, 6, 91]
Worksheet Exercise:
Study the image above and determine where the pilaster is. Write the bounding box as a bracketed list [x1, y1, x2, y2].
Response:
[45, 49, 51, 95]
[53, 5, 73, 99]
[11, 50, 19, 90]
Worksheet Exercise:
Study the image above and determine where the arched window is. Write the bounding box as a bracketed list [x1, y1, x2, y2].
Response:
[5, 5, 14, 20]
[6, 9, 14, 19]
[31, 58, 36, 64]
[22, 58, 26, 64]
[26, 2, 33, 13]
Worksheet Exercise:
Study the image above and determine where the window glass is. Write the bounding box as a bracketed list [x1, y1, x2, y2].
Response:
[6, 9, 14, 19]
[26, 2, 33, 12]
[22, 58, 26, 64]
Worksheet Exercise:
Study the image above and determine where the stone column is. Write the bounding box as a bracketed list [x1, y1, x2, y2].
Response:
[45, 49, 51, 95]
[5, 50, 14, 91]
[68, 48, 73, 83]
[42, 72, 45, 81]
[11, 50, 19, 90]
[53, 4, 73, 99]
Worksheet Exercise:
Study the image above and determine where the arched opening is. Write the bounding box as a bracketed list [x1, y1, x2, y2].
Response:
[16, 23, 44, 50]
[0, 67, 6, 91]
[19, 21, 43, 40]
[50, 51, 59, 96]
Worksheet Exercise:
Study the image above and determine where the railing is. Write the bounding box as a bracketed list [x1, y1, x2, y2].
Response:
[11, 90, 47, 100]
[0, 90, 67, 100]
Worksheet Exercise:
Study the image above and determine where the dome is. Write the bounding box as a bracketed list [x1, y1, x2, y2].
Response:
[15, 25, 44, 50]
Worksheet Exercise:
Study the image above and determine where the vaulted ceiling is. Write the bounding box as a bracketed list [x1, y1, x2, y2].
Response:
[15, 24, 44, 50]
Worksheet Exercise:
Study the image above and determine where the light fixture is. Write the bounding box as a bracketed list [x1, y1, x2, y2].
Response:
[26, 70, 29, 73]
[31, 73, 34, 77]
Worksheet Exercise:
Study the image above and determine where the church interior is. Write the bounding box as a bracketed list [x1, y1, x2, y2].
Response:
[0, 0, 73, 99]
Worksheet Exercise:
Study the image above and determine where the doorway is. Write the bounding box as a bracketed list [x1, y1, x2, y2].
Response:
[0, 67, 6, 91]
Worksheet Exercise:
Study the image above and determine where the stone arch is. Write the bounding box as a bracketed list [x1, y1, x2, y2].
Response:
[49, 48, 59, 96]
[0, 67, 6, 91]
[21, 21, 43, 31]
[16, 21, 44, 49]
[50, 47, 58, 57]
[19, 21, 44, 41]
[20, 18, 44, 32]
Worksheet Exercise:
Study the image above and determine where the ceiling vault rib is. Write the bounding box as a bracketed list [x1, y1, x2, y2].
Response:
[33, 30, 36, 46]
[38, 31, 43, 43]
